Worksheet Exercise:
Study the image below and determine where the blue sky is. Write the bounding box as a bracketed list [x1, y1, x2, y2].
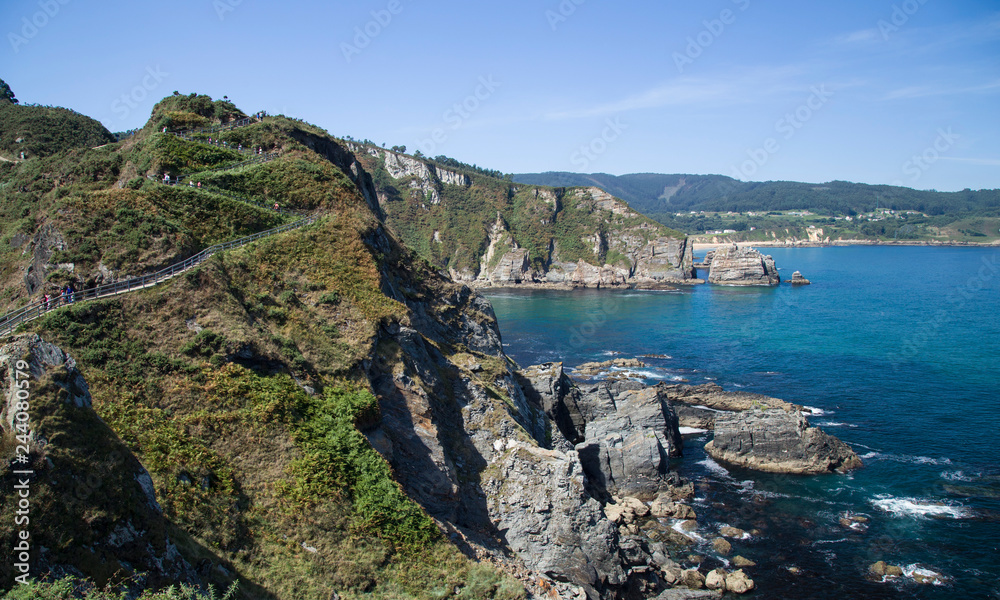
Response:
[3, 0, 999, 191]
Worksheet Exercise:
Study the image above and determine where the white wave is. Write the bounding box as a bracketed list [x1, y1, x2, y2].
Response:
[698, 456, 733, 479]
[703, 376, 717, 381]
[870, 495, 972, 519]
[732, 383, 746, 388]
[859, 452, 952, 466]
[814, 538, 849, 545]
[670, 521, 707, 543]
[816, 421, 858, 428]
[679, 427, 708, 435]
[903, 564, 948, 585]
[941, 470, 978, 482]
[802, 406, 830, 416]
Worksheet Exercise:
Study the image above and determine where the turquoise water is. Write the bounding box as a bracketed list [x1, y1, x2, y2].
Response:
[484, 246, 1000, 600]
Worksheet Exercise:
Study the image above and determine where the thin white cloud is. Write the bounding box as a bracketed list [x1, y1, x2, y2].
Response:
[937, 157, 1000, 167]
[882, 80, 1000, 100]
[833, 29, 880, 45]
[542, 65, 823, 121]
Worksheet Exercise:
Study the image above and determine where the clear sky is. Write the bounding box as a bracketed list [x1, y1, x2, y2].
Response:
[3, 0, 998, 191]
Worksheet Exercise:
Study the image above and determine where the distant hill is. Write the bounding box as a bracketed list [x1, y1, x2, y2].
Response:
[514, 172, 1000, 218]
[0, 102, 114, 158]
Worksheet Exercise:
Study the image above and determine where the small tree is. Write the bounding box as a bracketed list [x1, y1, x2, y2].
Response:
[0, 78, 18, 104]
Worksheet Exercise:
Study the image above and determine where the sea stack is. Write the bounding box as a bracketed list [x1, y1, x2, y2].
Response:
[789, 271, 811, 285]
[707, 244, 780, 286]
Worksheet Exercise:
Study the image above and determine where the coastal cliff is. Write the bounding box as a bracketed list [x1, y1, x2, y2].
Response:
[350, 146, 696, 288]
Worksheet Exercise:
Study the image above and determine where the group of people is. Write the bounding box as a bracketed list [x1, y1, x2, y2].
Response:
[40, 285, 75, 310]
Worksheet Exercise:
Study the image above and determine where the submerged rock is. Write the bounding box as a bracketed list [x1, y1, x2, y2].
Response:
[705, 409, 863, 474]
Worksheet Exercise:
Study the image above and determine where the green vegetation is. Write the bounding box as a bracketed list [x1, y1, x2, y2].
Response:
[352, 145, 684, 276]
[0, 93, 525, 599]
[0, 101, 114, 158]
[515, 172, 1000, 243]
[2, 578, 238, 600]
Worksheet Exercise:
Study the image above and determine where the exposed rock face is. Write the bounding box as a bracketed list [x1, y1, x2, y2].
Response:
[707, 245, 779, 286]
[22, 224, 68, 295]
[705, 409, 863, 474]
[483, 440, 623, 595]
[575, 381, 684, 499]
[0, 334, 202, 591]
[436, 166, 471, 187]
[661, 382, 802, 431]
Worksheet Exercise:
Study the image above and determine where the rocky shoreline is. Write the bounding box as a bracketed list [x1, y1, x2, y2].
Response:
[501, 359, 864, 597]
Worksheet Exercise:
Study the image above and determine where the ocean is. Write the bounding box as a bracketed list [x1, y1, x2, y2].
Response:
[483, 246, 1000, 600]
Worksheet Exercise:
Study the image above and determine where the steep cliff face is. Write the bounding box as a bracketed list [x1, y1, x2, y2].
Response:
[707, 244, 779, 286]
[350, 147, 696, 288]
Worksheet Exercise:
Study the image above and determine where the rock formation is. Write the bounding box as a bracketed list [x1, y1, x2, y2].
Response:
[705, 409, 863, 474]
[707, 245, 779, 286]
[789, 271, 811, 285]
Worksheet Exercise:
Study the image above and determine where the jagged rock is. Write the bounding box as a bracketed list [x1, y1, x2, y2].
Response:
[575, 381, 683, 499]
[483, 441, 623, 591]
[662, 383, 802, 431]
[705, 409, 863, 474]
[707, 244, 779, 286]
[517, 362, 586, 447]
[705, 568, 727, 590]
[435, 166, 471, 187]
[573, 358, 645, 377]
[725, 569, 755, 594]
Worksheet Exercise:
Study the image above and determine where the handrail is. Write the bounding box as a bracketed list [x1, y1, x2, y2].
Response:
[0, 214, 318, 337]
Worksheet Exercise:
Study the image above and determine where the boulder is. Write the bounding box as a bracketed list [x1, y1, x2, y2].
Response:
[712, 537, 732, 556]
[705, 409, 863, 474]
[681, 569, 706, 589]
[650, 496, 697, 520]
[725, 569, 755, 594]
[707, 244, 780, 286]
[719, 526, 747, 538]
[705, 568, 727, 590]
[733, 556, 757, 568]
[654, 589, 722, 600]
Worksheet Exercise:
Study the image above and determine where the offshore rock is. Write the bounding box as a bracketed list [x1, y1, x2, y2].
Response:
[707, 244, 779, 286]
[705, 409, 863, 474]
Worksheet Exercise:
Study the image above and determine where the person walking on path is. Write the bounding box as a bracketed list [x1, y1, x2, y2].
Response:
[42, 293, 49, 310]
[65, 284, 75, 304]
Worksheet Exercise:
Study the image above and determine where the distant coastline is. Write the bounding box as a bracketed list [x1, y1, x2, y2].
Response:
[693, 239, 1000, 250]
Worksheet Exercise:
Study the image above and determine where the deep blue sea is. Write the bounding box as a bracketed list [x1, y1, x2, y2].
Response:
[484, 246, 1000, 600]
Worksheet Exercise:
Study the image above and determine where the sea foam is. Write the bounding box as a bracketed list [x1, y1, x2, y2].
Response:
[870, 495, 972, 519]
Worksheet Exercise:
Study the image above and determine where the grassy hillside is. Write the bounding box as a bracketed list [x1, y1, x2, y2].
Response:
[0, 94, 524, 599]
